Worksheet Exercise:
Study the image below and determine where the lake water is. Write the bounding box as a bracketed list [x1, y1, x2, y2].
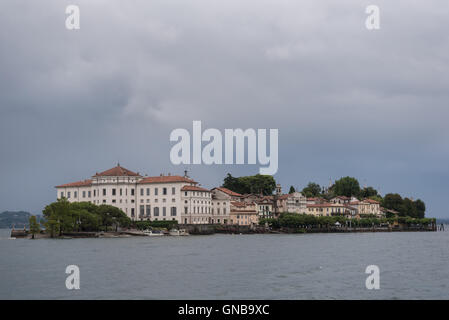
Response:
[1, 228, 448, 299]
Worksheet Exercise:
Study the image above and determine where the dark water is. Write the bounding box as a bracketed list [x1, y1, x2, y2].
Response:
[1, 228, 448, 299]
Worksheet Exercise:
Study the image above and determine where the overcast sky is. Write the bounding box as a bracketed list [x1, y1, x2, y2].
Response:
[1, 0, 448, 218]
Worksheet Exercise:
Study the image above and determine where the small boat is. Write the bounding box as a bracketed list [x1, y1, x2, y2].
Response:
[143, 229, 165, 236]
[169, 229, 189, 236]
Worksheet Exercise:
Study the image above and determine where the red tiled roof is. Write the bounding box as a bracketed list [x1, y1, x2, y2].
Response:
[139, 175, 197, 184]
[363, 199, 380, 204]
[214, 187, 243, 197]
[231, 201, 248, 207]
[94, 165, 140, 177]
[181, 185, 210, 192]
[56, 179, 92, 188]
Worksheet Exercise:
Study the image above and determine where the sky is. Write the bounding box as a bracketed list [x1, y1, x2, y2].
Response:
[0, 0, 448, 217]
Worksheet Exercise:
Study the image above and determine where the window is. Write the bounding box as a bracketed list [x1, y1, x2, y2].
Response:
[74, 191, 77, 198]
[171, 207, 177, 216]
[131, 189, 135, 196]
[103, 199, 106, 203]
[146, 188, 150, 196]
[67, 192, 71, 198]
[146, 205, 151, 217]
[163, 207, 166, 216]
[163, 188, 167, 195]
[154, 207, 159, 216]
[185, 192, 188, 196]
[94, 190, 96, 197]
[112, 189, 116, 196]
[184, 207, 188, 214]
[140, 188, 144, 196]
[131, 208, 135, 217]
[155, 188, 158, 196]
[88, 191, 91, 198]
[112, 200, 116, 203]
[60, 192, 64, 198]
[120, 189, 122, 196]
[103, 189, 106, 196]
[172, 187, 175, 195]
[82, 191, 86, 198]
[140, 205, 144, 218]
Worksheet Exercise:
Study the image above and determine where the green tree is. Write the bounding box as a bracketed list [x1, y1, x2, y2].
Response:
[360, 187, 378, 198]
[288, 186, 296, 194]
[382, 193, 403, 213]
[414, 199, 426, 218]
[29, 215, 40, 239]
[222, 173, 276, 195]
[301, 182, 321, 197]
[332, 177, 360, 197]
[42, 197, 74, 236]
[97, 205, 131, 231]
[401, 198, 418, 218]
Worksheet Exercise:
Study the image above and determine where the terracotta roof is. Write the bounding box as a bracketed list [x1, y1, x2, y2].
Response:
[181, 185, 210, 192]
[231, 201, 248, 207]
[363, 199, 380, 204]
[56, 179, 92, 188]
[94, 165, 140, 177]
[139, 175, 197, 184]
[214, 187, 243, 197]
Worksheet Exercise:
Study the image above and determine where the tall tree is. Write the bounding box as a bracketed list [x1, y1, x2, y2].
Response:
[288, 186, 296, 194]
[332, 177, 360, 197]
[301, 182, 321, 197]
[401, 198, 417, 218]
[222, 174, 276, 195]
[28, 215, 40, 239]
[382, 193, 403, 213]
[360, 186, 378, 198]
[414, 199, 426, 218]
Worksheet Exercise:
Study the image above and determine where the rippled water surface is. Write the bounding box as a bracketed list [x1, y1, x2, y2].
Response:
[1, 228, 448, 299]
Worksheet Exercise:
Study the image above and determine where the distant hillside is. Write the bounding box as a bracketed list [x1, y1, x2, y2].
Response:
[0, 211, 41, 229]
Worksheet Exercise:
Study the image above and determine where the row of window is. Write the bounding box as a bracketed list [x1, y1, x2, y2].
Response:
[132, 205, 177, 218]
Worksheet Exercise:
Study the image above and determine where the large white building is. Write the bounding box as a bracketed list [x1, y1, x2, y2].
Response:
[56, 164, 216, 224]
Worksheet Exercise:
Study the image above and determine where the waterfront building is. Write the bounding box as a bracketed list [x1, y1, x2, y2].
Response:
[56, 164, 207, 223]
[210, 189, 231, 225]
[256, 197, 274, 219]
[229, 201, 259, 226]
[306, 203, 356, 217]
[181, 185, 212, 224]
[349, 199, 382, 218]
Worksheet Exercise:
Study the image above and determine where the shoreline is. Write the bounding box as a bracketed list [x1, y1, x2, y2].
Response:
[7, 224, 438, 239]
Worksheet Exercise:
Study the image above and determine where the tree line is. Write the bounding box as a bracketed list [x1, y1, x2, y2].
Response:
[42, 198, 131, 237]
[260, 213, 434, 230]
